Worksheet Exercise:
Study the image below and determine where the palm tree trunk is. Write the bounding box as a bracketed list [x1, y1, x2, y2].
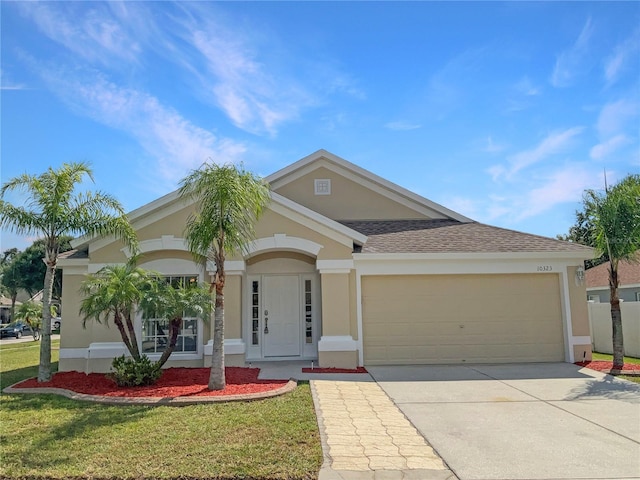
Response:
[157, 318, 182, 368]
[38, 262, 55, 382]
[113, 313, 138, 360]
[124, 312, 141, 359]
[209, 283, 225, 390]
[609, 264, 624, 368]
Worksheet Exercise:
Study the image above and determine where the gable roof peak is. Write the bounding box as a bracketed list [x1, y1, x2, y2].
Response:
[267, 149, 473, 223]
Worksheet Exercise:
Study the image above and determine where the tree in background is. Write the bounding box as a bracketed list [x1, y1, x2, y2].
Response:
[556, 211, 605, 269]
[179, 164, 270, 390]
[582, 174, 640, 368]
[0, 163, 138, 382]
[1, 248, 20, 320]
[14, 237, 73, 300]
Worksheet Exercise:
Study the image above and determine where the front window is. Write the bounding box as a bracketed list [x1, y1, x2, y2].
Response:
[141, 275, 199, 354]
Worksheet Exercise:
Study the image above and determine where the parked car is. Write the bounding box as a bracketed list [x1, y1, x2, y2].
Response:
[0, 321, 34, 339]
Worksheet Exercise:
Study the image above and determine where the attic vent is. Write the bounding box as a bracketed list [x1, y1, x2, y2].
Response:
[314, 179, 331, 195]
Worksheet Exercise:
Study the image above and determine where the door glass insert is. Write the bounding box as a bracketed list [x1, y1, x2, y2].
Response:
[252, 280, 260, 345]
[304, 279, 312, 344]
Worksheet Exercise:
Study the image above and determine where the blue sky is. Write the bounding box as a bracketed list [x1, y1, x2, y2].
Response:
[2, 1, 639, 251]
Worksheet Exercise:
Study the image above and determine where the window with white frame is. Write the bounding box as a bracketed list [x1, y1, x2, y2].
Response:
[141, 275, 199, 354]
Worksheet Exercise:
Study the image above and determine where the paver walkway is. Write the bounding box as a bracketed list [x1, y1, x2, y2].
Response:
[311, 379, 456, 480]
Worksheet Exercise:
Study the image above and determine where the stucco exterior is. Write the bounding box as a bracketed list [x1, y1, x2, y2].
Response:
[58, 150, 594, 373]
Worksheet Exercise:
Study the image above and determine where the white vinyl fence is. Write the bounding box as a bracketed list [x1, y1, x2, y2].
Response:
[588, 301, 640, 358]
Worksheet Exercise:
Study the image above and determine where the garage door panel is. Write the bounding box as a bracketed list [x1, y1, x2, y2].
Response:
[363, 274, 564, 365]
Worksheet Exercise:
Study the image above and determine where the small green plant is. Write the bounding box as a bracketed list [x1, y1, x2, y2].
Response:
[110, 355, 161, 387]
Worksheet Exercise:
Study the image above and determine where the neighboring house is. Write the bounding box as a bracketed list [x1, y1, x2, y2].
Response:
[58, 150, 594, 373]
[0, 296, 21, 324]
[586, 257, 640, 303]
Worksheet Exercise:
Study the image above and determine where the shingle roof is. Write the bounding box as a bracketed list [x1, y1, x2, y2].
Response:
[341, 219, 595, 254]
[586, 255, 640, 288]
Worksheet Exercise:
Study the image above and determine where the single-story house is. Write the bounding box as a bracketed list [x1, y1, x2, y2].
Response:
[586, 256, 640, 303]
[58, 150, 594, 373]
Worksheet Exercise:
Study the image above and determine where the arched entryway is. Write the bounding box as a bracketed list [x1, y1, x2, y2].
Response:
[244, 251, 321, 361]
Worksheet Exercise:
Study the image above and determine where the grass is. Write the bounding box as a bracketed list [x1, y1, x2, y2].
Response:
[591, 351, 640, 384]
[0, 341, 322, 479]
[591, 351, 640, 365]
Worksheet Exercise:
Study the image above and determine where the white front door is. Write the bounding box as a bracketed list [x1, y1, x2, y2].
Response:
[263, 275, 300, 357]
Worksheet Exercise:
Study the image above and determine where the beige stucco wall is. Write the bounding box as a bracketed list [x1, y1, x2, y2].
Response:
[223, 275, 242, 340]
[362, 273, 565, 365]
[319, 351, 358, 369]
[567, 266, 590, 336]
[60, 272, 126, 351]
[90, 202, 195, 263]
[246, 252, 316, 274]
[320, 273, 351, 337]
[273, 166, 435, 221]
[253, 209, 353, 260]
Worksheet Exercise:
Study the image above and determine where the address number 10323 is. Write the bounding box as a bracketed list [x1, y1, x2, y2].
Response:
[536, 265, 553, 272]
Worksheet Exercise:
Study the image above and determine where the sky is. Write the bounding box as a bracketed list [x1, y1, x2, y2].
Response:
[1, 1, 639, 252]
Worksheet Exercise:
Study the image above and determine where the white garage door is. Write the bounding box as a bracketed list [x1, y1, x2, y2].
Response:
[362, 274, 564, 365]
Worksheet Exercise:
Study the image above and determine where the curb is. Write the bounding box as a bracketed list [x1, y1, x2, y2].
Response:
[3, 378, 298, 406]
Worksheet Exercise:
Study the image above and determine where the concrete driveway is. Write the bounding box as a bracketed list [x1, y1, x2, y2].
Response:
[368, 363, 640, 480]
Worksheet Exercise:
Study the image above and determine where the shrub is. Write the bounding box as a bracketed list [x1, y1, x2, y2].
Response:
[110, 355, 161, 387]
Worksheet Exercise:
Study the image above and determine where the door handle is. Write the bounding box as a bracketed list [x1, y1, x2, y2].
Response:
[264, 317, 269, 334]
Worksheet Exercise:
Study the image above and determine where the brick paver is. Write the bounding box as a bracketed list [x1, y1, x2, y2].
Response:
[312, 380, 456, 480]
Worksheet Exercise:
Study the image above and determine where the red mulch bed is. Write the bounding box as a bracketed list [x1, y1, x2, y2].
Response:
[13, 367, 288, 397]
[302, 367, 368, 374]
[575, 361, 640, 372]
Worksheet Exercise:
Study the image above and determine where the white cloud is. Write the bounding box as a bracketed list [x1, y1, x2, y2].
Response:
[604, 27, 640, 86]
[550, 17, 593, 88]
[514, 76, 541, 97]
[426, 47, 487, 119]
[517, 166, 596, 220]
[441, 196, 478, 219]
[18, 2, 141, 66]
[35, 64, 246, 184]
[590, 135, 630, 160]
[491, 127, 584, 181]
[178, 15, 317, 136]
[385, 121, 421, 131]
[482, 136, 507, 154]
[596, 99, 639, 137]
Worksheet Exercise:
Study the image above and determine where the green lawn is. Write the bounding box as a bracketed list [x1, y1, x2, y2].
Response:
[592, 351, 640, 384]
[0, 341, 322, 480]
[591, 351, 640, 365]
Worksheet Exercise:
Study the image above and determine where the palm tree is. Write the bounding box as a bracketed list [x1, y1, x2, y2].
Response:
[15, 301, 43, 341]
[0, 163, 138, 381]
[80, 263, 151, 361]
[583, 174, 640, 368]
[139, 278, 212, 368]
[179, 163, 270, 390]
